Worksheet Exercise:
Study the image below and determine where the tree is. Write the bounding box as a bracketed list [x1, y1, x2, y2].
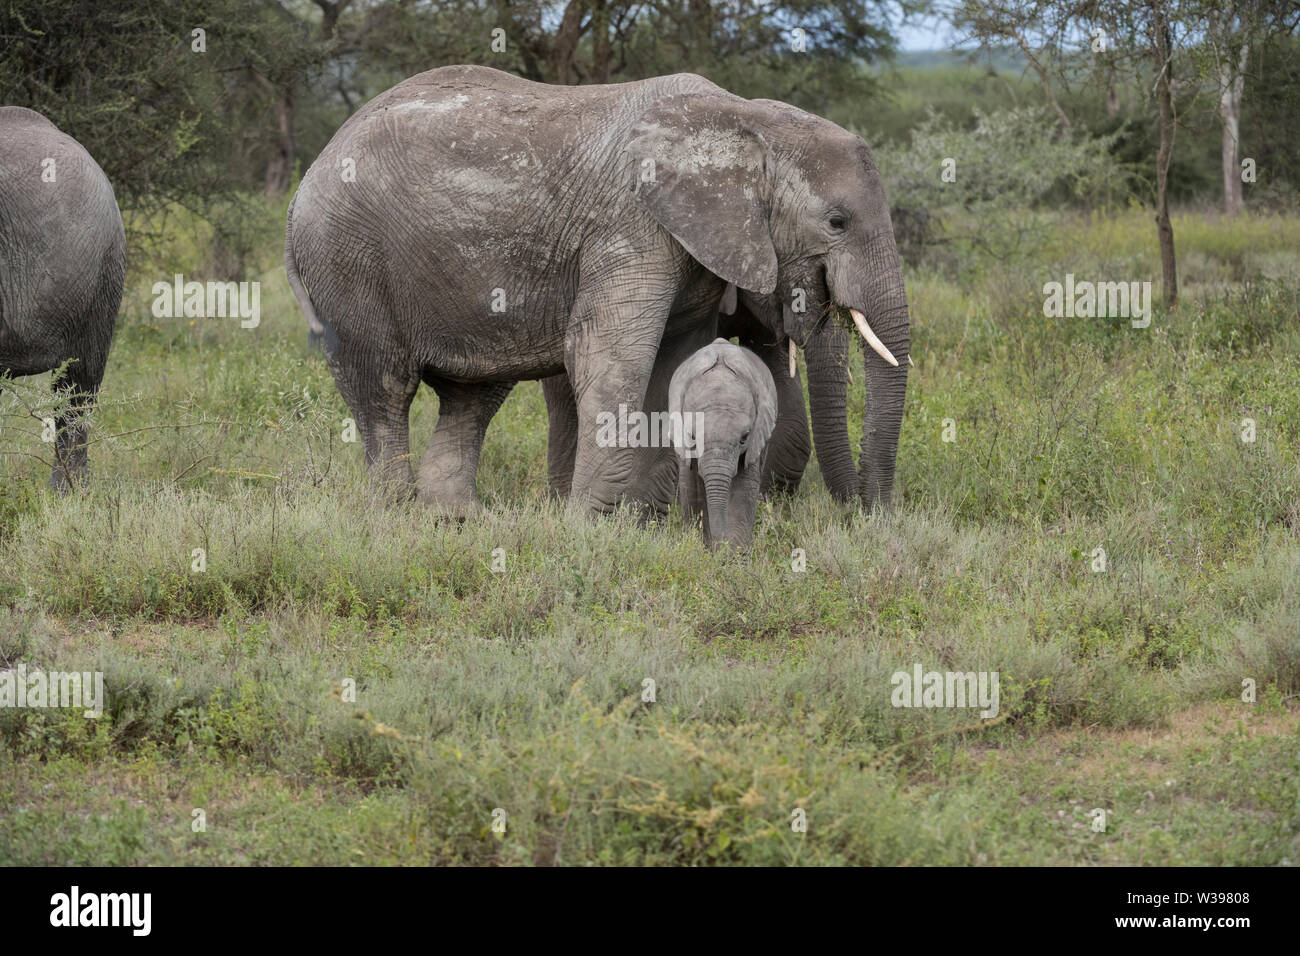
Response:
[0, 0, 328, 207]
[956, 0, 1199, 306]
[1197, 1, 1300, 214]
[312, 0, 911, 108]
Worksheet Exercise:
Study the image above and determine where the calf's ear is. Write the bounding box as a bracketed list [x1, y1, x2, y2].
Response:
[733, 347, 778, 457]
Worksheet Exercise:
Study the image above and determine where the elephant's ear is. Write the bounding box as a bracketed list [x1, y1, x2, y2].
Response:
[625, 96, 778, 295]
[732, 346, 778, 458]
[668, 340, 724, 456]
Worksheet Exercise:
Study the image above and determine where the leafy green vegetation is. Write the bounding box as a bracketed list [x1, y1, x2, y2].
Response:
[1, 207, 1295, 865]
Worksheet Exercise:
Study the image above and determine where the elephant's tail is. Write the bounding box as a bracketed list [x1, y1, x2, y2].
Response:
[285, 190, 327, 350]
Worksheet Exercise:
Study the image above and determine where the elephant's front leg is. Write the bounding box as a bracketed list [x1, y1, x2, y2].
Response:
[620, 324, 719, 517]
[541, 374, 578, 500]
[565, 302, 672, 518]
[417, 379, 514, 513]
[726, 457, 764, 548]
[746, 337, 811, 496]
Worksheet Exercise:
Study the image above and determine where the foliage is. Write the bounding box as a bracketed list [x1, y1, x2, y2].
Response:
[0, 206, 1297, 864]
[0, 0, 327, 216]
[877, 106, 1128, 271]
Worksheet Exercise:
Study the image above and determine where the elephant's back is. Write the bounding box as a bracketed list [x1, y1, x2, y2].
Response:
[295, 66, 719, 248]
[355, 64, 718, 124]
[0, 108, 124, 339]
[288, 67, 723, 355]
[0, 108, 123, 242]
[306, 66, 721, 186]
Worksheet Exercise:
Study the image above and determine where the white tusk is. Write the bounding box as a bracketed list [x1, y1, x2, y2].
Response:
[788, 338, 797, 378]
[908, 354, 914, 367]
[849, 308, 899, 367]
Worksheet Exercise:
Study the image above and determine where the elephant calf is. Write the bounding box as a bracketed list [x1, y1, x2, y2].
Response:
[0, 106, 124, 490]
[670, 339, 777, 549]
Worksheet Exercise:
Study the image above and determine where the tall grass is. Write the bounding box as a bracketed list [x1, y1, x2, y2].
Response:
[0, 205, 1296, 865]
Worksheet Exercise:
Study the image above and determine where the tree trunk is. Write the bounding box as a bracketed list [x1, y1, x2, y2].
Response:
[549, 0, 588, 84]
[265, 80, 296, 196]
[590, 0, 611, 83]
[1219, 42, 1248, 215]
[1153, 7, 1178, 308]
[689, 0, 713, 73]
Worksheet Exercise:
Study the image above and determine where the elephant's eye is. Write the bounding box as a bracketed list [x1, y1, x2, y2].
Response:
[740, 431, 750, 446]
[828, 213, 847, 232]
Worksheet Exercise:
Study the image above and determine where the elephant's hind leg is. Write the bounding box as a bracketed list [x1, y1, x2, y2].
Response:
[49, 353, 106, 493]
[417, 379, 514, 513]
[330, 355, 419, 499]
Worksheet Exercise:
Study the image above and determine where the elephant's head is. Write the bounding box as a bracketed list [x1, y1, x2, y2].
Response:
[627, 93, 909, 510]
[670, 340, 777, 549]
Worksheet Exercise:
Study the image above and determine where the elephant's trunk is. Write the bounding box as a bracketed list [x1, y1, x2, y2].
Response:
[858, 301, 909, 510]
[803, 323, 856, 502]
[829, 234, 910, 511]
[699, 451, 737, 549]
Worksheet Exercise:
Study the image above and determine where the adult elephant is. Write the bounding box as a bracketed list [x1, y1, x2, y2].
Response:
[0, 106, 125, 491]
[286, 65, 909, 515]
[546, 97, 902, 510]
[542, 300, 862, 505]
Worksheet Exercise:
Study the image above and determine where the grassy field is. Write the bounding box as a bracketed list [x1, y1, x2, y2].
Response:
[1, 206, 1297, 865]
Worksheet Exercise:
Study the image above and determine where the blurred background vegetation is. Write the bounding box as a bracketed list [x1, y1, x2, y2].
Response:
[1, 0, 1297, 279]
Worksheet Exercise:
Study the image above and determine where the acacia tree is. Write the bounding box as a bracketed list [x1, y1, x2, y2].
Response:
[956, 0, 1198, 306]
[0, 0, 329, 208]
[1196, 1, 1300, 214]
[301, 0, 912, 110]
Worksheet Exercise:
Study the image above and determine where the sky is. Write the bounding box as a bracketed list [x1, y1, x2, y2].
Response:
[895, 11, 960, 52]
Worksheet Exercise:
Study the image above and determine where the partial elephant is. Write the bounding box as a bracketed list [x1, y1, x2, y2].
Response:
[545, 285, 882, 507]
[285, 65, 909, 517]
[543, 100, 908, 512]
[542, 301, 852, 504]
[670, 339, 776, 549]
[717, 290, 860, 502]
[0, 106, 125, 491]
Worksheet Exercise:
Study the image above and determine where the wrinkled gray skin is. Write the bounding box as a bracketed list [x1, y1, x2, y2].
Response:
[287, 66, 909, 515]
[543, 98, 907, 512]
[670, 339, 776, 549]
[0, 107, 125, 491]
[543, 301, 855, 503]
[720, 290, 862, 501]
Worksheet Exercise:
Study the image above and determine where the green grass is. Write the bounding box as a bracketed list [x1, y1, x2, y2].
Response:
[0, 206, 1297, 865]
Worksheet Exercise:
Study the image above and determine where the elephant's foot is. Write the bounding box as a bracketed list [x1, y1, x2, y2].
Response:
[416, 451, 484, 516]
[49, 439, 89, 494]
[416, 480, 483, 519]
[365, 453, 417, 505]
[433, 500, 485, 522]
